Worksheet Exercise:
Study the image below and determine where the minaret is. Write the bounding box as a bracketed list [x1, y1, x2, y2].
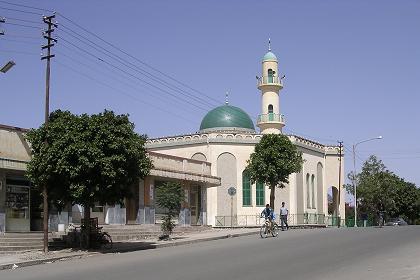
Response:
[257, 39, 285, 134]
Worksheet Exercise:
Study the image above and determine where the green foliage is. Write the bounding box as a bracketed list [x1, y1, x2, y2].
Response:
[155, 182, 184, 235]
[353, 155, 420, 224]
[160, 215, 176, 236]
[26, 109, 153, 209]
[245, 134, 303, 209]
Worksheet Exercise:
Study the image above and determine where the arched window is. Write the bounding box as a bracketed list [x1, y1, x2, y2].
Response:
[311, 175, 316, 209]
[256, 181, 265, 206]
[268, 69, 274, 83]
[268, 104, 274, 121]
[306, 173, 311, 208]
[242, 171, 251, 206]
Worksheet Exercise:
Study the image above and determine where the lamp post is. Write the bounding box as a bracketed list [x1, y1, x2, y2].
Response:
[353, 136, 382, 227]
[0, 61, 15, 73]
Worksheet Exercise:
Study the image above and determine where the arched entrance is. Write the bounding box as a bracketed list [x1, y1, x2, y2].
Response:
[328, 186, 339, 226]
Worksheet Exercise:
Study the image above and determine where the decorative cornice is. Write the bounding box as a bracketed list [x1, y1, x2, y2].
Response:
[146, 132, 340, 157]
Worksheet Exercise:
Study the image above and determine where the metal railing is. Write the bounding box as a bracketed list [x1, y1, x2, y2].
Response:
[257, 113, 285, 125]
[214, 214, 386, 228]
[257, 76, 283, 87]
[215, 213, 328, 227]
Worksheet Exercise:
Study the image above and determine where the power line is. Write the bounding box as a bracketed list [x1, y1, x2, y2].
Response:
[380, 156, 420, 160]
[0, 0, 203, 126]
[54, 12, 260, 128]
[56, 35, 210, 112]
[344, 146, 364, 164]
[0, 0, 53, 13]
[4, 34, 39, 39]
[0, 6, 43, 16]
[56, 12, 221, 105]
[0, 6, 261, 128]
[55, 60, 199, 126]
[3, 21, 41, 29]
[0, 37, 39, 45]
[57, 25, 218, 108]
[55, 48, 203, 116]
[283, 128, 337, 144]
[4, 16, 42, 25]
[0, 48, 38, 55]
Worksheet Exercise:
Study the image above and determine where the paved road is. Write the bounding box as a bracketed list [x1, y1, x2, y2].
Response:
[2, 226, 420, 280]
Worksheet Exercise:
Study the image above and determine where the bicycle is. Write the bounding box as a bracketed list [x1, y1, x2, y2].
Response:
[76, 225, 113, 250]
[94, 227, 113, 250]
[260, 216, 279, 238]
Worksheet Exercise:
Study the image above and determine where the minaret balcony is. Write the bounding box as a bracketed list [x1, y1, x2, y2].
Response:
[257, 113, 285, 126]
[257, 76, 283, 89]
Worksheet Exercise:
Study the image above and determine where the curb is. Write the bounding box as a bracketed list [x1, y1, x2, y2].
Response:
[0, 253, 90, 270]
[0, 230, 258, 270]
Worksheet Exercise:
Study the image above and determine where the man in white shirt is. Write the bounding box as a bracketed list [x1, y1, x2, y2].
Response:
[280, 201, 289, 231]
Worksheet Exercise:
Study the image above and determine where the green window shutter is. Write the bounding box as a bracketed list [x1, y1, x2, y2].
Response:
[256, 181, 265, 206]
[242, 171, 251, 206]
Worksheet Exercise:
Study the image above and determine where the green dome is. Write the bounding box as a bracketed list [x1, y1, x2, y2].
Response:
[263, 51, 277, 61]
[200, 105, 255, 133]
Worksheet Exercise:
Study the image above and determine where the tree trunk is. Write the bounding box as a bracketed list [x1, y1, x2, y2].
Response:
[83, 204, 91, 249]
[42, 186, 48, 253]
[270, 185, 275, 211]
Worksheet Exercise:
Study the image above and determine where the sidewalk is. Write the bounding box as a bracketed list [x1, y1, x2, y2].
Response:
[0, 227, 258, 270]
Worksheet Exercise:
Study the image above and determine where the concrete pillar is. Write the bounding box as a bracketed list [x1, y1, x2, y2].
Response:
[179, 183, 191, 226]
[143, 177, 155, 224]
[0, 171, 5, 232]
[136, 179, 145, 224]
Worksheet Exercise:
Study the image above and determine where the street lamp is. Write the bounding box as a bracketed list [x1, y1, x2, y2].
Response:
[0, 61, 15, 73]
[353, 136, 383, 227]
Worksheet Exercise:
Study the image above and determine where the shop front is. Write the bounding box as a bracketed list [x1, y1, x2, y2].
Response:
[0, 171, 34, 232]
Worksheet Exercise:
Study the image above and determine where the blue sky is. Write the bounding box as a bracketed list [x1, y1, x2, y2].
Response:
[1, 1, 419, 193]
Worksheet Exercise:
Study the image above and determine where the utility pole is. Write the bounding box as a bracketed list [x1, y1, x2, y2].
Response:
[0, 16, 5, 35]
[41, 13, 57, 254]
[337, 141, 343, 228]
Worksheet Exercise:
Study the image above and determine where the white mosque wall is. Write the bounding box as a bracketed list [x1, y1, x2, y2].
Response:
[299, 147, 325, 215]
[325, 148, 346, 219]
[146, 133, 344, 225]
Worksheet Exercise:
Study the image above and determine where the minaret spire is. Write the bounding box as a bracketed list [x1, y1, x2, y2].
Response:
[225, 91, 229, 105]
[258, 40, 284, 134]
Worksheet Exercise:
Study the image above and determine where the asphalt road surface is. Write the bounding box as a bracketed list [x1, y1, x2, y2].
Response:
[2, 226, 420, 280]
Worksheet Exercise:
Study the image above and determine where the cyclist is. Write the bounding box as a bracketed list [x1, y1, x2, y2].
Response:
[261, 204, 274, 229]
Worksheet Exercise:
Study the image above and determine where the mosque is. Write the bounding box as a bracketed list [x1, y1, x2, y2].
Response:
[0, 44, 344, 232]
[141, 44, 345, 227]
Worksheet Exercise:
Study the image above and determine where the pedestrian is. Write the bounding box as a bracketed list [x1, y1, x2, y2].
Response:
[280, 201, 289, 231]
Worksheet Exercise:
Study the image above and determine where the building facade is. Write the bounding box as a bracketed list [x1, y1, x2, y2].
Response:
[145, 45, 345, 226]
[0, 45, 344, 232]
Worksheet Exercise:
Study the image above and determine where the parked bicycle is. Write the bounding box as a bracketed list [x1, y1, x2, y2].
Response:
[260, 217, 279, 238]
[94, 226, 113, 249]
[77, 218, 113, 250]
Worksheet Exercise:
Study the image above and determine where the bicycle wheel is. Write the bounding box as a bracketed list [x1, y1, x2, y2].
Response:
[101, 232, 113, 250]
[260, 224, 268, 238]
[271, 223, 279, 237]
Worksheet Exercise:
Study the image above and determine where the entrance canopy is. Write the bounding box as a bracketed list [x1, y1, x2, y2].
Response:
[148, 152, 220, 186]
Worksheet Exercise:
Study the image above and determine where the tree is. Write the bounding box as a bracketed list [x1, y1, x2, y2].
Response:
[155, 182, 184, 238]
[347, 155, 420, 224]
[26, 110, 153, 247]
[245, 134, 303, 210]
